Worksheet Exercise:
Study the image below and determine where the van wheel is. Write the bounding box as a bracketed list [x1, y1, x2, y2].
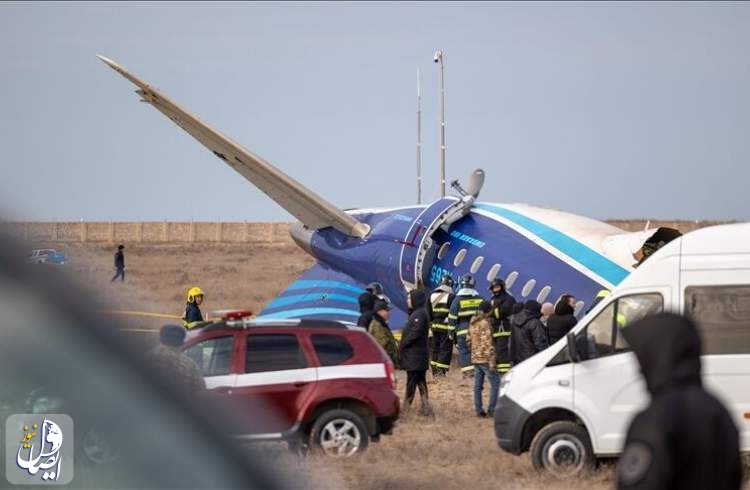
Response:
[530, 421, 594, 476]
[310, 409, 369, 458]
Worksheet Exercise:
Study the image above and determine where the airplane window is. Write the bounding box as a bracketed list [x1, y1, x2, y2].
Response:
[521, 279, 536, 297]
[453, 249, 467, 267]
[437, 242, 451, 260]
[574, 301, 585, 316]
[505, 271, 519, 289]
[470, 256, 484, 274]
[486, 264, 502, 282]
[537, 285, 552, 303]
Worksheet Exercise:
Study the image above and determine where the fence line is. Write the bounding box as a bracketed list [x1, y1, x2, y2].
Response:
[0, 221, 292, 244]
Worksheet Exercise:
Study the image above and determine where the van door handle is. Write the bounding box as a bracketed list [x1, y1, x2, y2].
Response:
[293, 381, 309, 387]
[558, 380, 570, 387]
[214, 386, 233, 394]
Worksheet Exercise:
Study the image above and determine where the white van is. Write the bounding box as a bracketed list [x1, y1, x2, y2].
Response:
[494, 223, 750, 475]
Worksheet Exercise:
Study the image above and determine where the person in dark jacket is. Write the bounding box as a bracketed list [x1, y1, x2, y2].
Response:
[111, 244, 125, 282]
[507, 302, 525, 365]
[488, 278, 516, 375]
[399, 289, 433, 416]
[357, 282, 385, 329]
[617, 313, 742, 490]
[510, 300, 549, 364]
[356, 291, 376, 329]
[183, 286, 206, 330]
[546, 295, 578, 345]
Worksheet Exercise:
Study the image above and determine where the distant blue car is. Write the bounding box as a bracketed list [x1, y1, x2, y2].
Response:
[26, 248, 67, 265]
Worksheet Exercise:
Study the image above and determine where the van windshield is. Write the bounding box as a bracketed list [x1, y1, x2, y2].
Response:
[548, 293, 663, 365]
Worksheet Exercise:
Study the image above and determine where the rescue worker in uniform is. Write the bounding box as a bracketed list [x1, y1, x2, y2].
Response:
[368, 299, 399, 368]
[586, 289, 610, 314]
[617, 313, 742, 490]
[488, 278, 516, 375]
[425, 274, 455, 377]
[448, 273, 484, 378]
[183, 286, 206, 330]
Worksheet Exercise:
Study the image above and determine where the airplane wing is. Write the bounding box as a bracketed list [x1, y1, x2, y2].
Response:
[258, 262, 408, 331]
[97, 55, 369, 238]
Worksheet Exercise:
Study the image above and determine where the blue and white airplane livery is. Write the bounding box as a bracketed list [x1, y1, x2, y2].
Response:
[99, 55, 657, 327]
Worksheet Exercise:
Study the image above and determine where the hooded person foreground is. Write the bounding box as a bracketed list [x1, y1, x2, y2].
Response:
[617, 313, 743, 490]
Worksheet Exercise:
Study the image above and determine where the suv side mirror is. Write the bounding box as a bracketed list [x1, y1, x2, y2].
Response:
[566, 331, 580, 363]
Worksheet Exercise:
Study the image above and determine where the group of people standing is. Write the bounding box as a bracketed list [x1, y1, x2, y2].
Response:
[357, 275, 584, 418]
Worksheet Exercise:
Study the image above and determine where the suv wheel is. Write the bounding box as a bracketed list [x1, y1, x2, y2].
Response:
[530, 421, 594, 476]
[310, 409, 369, 458]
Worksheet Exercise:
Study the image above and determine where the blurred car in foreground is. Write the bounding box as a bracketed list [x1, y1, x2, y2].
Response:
[183, 312, 400, 457]
[25, 248, 67, 265]
[0, 239, 286, 489]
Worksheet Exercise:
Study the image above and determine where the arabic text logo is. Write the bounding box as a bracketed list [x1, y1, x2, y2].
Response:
[6, 414, 73, 485]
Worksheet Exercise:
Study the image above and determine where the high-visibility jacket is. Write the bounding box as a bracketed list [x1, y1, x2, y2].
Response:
[183, 302, 204, 330]
[427, 286, 455, 332]
[448, 289, 484, 337]
[490, 291, 516, 373]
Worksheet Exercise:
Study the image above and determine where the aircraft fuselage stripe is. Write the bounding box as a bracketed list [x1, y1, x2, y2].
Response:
[259, 307, 360, 319]
[474, 203, 629, 286]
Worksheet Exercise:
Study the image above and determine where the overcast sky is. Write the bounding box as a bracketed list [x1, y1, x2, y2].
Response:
[2, 1, 749, 222]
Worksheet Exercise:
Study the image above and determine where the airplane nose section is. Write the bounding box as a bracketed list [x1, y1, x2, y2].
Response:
[289, 222, 314, 256]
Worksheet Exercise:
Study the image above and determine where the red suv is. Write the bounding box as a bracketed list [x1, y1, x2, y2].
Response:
[182, 316, 400, 457]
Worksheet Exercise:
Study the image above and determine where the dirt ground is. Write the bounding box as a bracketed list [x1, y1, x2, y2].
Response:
[31, 219, 747, 489]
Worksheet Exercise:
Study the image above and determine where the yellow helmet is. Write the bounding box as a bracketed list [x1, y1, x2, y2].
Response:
[187, 286, 205, 303]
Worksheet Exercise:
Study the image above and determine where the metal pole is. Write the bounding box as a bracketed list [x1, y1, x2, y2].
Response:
[416, 68, 422, 205]
[438, 51, 446, 197]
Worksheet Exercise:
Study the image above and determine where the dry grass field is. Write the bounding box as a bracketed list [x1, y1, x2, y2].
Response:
[29, 219, 748, 489]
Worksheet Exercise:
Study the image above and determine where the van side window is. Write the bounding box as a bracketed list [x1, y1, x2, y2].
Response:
[685, 285, 750, 355]
[576, 293, 663, 361]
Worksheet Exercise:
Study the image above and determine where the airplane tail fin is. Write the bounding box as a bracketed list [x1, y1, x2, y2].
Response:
[97, 55, 369, 238]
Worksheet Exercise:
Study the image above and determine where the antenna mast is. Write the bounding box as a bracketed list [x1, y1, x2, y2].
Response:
[416, 68, 422, 204]
[435, 50, 446, 197]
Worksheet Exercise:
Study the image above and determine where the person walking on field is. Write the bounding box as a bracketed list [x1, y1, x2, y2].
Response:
[467, 300, 499, 417]
[399, 289, 433, 416]
[111, 244, 125, 282]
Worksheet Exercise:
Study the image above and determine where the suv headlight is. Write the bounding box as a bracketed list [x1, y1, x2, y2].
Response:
[499, 370, 513, 397]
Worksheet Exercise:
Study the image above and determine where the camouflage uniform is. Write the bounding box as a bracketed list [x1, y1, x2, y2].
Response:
[467, 313, 500, 416]
[369, 316, 399, 369]
[150, 345, 206, 394]
[467, 315, 496, 367]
